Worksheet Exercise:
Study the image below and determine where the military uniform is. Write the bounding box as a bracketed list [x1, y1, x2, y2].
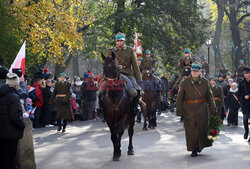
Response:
[179, 56, 195, 77]
[219, 68, 229, 78]
[237, 64, 245, 79]
[140, 58, 156, 71]
[176, 73, 217, 154]
[211, 85, 225, 119]
[201, 61, 209, 76]
[50, 77, 72, 131]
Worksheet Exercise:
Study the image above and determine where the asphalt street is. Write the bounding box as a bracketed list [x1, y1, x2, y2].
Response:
[33, 111, 250, 169]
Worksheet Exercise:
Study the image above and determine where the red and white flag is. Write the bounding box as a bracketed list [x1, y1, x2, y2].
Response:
[133, 31, 142, 58]
[9, 41, 26, 75]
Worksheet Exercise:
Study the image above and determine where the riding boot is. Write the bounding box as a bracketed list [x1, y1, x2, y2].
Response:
[133, 91, 141, 116]
[57, 119, 62, 131]
[62, 119, 67, 132]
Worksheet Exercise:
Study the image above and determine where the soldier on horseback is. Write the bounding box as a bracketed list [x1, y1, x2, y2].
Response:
[140, 49, 162, 101]
[98, 32, 142, 119]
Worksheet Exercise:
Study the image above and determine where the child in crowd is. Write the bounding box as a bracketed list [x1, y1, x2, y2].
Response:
[71, 93, 78, 121]
[25, 98, 35, 119]
[226, 83, 241, 127]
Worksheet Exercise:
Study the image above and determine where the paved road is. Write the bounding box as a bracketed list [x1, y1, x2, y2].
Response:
[33, 111, 250, 169]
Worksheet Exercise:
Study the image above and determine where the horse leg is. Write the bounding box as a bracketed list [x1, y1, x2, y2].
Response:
[127, 119, 135, 155]
[110, 127, 121, 161]
[142, 109, 147, 131]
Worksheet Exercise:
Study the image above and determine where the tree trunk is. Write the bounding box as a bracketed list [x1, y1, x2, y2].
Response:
[72, 52, 80, 77]
[54, 53, 73, 77]
[114, 0, 126, 34]
[212, 1, 224, 72]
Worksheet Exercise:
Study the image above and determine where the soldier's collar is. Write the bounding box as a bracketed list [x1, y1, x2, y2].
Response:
[190, 76, 202, 85]
[114, 44, 127, 51]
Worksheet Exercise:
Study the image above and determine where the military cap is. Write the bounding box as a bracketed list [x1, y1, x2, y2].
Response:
[221, 63, 226, 66]
[184, 49, 191, 53]
[59, 73, 67, 77]
[239, 59, 244, 63]
[0, 65, 9, 79]
[209, 76, 216, 81]
[115, 32, 126, 41]
[217, 73, 223, 77]
[201, 56, 207, 60]
[215, 73, 219, 77]
[84, 73, 90, 78]
[191, 63, 202, 71]
[145, 50, 151, 54]
[226, 72, 232, 76]
[243, 67, 250, 74]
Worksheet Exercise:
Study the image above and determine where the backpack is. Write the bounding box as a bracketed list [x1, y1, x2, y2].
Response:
[29, 89, 37, 103]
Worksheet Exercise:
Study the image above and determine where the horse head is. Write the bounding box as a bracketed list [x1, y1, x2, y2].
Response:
[101, 51, 120, 80]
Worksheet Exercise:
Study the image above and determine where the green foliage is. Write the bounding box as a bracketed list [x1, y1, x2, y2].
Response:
[0, 4, 23, 68]
[208, 115, 221, 132]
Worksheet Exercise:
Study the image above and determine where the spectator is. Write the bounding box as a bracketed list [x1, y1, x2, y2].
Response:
[0, 73, 25, 169]
[18, 75, 29, 100]
[43, 79, 54, 128]
[71, 93, 78, 121]
[0, 65, 9, 88]
[32, 78, 44, 128]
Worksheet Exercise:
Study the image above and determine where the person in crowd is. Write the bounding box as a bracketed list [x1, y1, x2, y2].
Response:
[0, 65, 9, 87]
[223, 78, 234, 110]
[161, 73, 170, 110]
[43, 79, 54, 128]
[0, 73, 25, 169]
[50, 73, 72, 132]
[226, 82, 241, 127]
[209, 76, 225, 122]
[219, 64, 229, 78]
[81, 73, 98, 120]
[71, 93, 78, 121]
[17, 75, 29, 100]
[50, 80, 57, 125]
[216, 73, 227, 88]
[32, 77, 45, 128]
[238, 67, 250, 141]
[176, 63, 217, 157]
[25, 98, 35, 120]
[225, 72, 232, 81]
[237, 59, 245, 82]
[178, 49, 195, 78]
[201, 56, 209, 77]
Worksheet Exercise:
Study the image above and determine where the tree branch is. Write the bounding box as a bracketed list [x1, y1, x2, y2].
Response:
[237, 13, 250, 25]
[237, 1, 250, 12]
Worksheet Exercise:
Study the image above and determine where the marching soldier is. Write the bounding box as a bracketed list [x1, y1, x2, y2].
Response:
[225, 72, 232, 81]
[237, 59, 245, 82]
[99, 32, 142, 116]
[201, 56, 209, 77]
[219, 64, 229, 79]
[50, 73, 72, 132]
[209, 76, 225, 121]
[176, 63, 217, 157]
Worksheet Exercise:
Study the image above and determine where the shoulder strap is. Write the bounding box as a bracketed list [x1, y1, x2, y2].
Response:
[193, 84, 203, 99]
[232, 93, 241, 105]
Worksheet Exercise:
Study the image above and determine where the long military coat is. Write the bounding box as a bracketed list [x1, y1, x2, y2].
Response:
[50, 81, 72, 120]
[176, 75, 217, 152]
[140, 58, 156, 71]
[201, 62, 209, 75]
[211, 85, 225, 118]
[219, 68, 229, 78]
[108, 45, 142, 81]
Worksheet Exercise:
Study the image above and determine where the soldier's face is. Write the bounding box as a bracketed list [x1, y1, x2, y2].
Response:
[116, 40, 125, 48]
[184, 53, 190, 57]
[191, 70, 201, 78]
[226, 75, 231, 79]
[210, 79, 215, 86]
[145, 54, 150, 58]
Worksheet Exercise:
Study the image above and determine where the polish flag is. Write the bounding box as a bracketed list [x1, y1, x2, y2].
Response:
[133, 31, 142, 58]
[9, 41, 26, 75]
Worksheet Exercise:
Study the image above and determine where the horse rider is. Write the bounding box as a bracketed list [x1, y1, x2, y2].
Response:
[201, 56, 209, 77]
[140, 49, 162, 101]
[237, 59, 245, 83]
[98, 32, 142, 118]
[219, 64, 229, 79]
[179, 49, 195, 78]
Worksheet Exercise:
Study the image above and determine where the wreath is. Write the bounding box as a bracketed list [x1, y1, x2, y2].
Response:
[207, 115, 221, 142]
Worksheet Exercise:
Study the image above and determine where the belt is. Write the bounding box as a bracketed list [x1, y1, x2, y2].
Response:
[185, 98, 206, 104]
[56, 94, 66, 97]
[214, 97, 220, 101]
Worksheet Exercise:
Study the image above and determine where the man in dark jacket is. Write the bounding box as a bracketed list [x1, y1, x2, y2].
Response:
[0, 65, 9, 88]
[238, 67, 250, 141]
[0, 73, 25, 169]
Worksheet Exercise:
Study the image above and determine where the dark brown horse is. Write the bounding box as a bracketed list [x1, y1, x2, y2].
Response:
[100, 51, 135, 161]
[141, 69, 159, 130]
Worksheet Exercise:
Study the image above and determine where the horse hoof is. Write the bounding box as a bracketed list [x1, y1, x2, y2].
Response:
[127, 150, 134, 156]
[113, 156, 120, 161]
[142, 127, 147, 131]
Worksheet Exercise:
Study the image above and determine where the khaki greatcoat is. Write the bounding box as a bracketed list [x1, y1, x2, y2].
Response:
[50, 81, 72, 120]
[176, 75, 217, 152]
[211, 85, 225, 118]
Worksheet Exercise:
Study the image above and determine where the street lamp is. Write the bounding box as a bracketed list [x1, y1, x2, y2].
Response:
[206, 38, 212, 65]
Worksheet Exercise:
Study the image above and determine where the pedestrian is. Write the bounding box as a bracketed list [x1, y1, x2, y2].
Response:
[71, 93, 78, 121]
[209, 76, 225, 122]
[226, 82, 241, 127]
[43, 79, 54, 128]
[176, 63, 217, 157]
[219, 64, 229, 79]
[0, 65, 9, 87]
[0, 73, 25, 169]
[50, 73, 72, 132]
[216, 73, 227, 88]
[238, 67, 250, 141]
